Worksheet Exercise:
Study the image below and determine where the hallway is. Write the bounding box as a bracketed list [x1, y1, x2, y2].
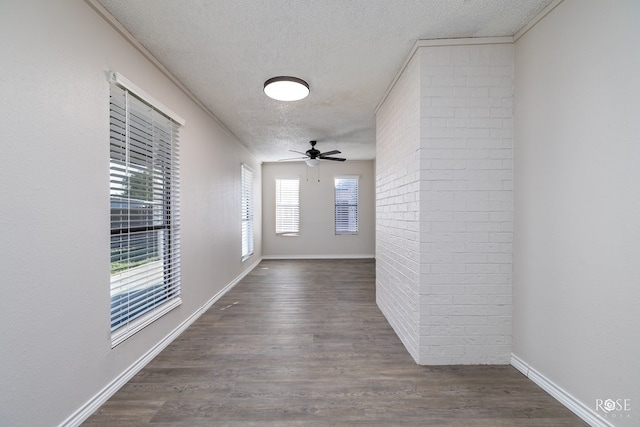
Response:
[84, 259, 584, 426]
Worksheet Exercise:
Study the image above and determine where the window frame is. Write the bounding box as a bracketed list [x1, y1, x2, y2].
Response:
[109, 72, 184, 347]
[275, 177, 300, 236]
[241, 164, 255, 261]
[334, 176, 359, 235]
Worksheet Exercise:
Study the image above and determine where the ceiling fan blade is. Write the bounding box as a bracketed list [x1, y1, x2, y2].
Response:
[289, 150, 307, 156]
[278, 156, 307, 161]
[320, 149, 341, 156]
[320, 156, 346, 161]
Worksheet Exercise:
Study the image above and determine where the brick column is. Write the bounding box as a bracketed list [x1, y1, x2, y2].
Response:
[417, 42, 513, 364]
[376, 39, 513, 365]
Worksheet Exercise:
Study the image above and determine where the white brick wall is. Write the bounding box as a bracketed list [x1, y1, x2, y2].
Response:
[376, 53, 422, 361]
[376, 41, 513, 365]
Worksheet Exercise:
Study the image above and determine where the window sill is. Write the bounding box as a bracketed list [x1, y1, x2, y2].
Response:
[111, 297, 182, 348]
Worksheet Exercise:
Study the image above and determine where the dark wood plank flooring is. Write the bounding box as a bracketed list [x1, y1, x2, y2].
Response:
[84, 259, 586, 426]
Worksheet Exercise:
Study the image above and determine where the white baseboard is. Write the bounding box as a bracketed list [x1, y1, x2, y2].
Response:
[510, 354, 614, 427]
[262, 254, 375, 260]
[60, 257, 263, 427]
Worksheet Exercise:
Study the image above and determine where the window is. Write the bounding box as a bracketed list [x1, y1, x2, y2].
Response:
[241, 164, 254, 260]
[334, 177, 359, 235]
[275, 178, 299, 236]
[109, 73, 184, 346]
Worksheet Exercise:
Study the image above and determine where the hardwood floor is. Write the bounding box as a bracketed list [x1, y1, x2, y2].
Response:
[84, 259, 585, 426]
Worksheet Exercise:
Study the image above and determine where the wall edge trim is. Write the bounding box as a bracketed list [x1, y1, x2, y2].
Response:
[510, 354, 614, 427]
[262, 254, 375, 260]
[59, 257, 263, 427]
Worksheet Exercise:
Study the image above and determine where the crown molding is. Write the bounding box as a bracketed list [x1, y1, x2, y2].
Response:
[84, 0, 238, 140]
[514, 0, 565, 41]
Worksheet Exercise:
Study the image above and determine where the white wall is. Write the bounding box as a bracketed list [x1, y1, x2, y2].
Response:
[513, 0, 640, 425]
[0, 1, 261, 425]
[262, 160, 375, 258]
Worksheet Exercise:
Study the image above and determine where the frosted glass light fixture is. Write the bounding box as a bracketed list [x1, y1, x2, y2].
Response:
[263, 76, 309, 101]
[305, 158, 320, 167]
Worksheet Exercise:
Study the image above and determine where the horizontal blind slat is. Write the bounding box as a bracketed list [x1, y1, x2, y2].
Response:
[275, 178, 299, 234]
[109, 79, 181, 338]
[334, 177, 359, 234]
[241, 165, 255, 258]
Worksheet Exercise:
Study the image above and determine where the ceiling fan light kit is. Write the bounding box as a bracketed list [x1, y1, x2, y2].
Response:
[263, 76, 309, 101]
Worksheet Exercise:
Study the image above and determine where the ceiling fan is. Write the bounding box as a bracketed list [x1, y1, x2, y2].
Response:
[280, 140, 346, 167]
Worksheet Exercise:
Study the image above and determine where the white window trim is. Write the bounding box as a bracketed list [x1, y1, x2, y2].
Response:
[241, 164, 255, 261]
[111, 299, 182, 347]
[110, 72, 185, 126]
[109, 72, 183, 347]
[275, 177, 300, 236]
[334, 175, 359, 235]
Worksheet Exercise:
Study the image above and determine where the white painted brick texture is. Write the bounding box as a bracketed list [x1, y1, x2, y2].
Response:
[376, 54, 422, 361]
[418, 44, 513, 365]
[376, 42, 513, 366]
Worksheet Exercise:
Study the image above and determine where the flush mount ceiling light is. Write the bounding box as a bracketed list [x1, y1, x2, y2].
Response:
[263, 76, 309, 101]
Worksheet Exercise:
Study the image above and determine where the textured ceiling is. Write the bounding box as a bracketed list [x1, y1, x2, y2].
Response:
[96, 0, 554, 162]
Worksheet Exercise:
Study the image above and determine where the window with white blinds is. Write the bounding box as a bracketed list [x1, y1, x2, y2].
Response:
[275, 178, 300, 236]
[241, 164, 254, 260]
[109, 73, 183, 346]
[334, 177, 359, 235]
